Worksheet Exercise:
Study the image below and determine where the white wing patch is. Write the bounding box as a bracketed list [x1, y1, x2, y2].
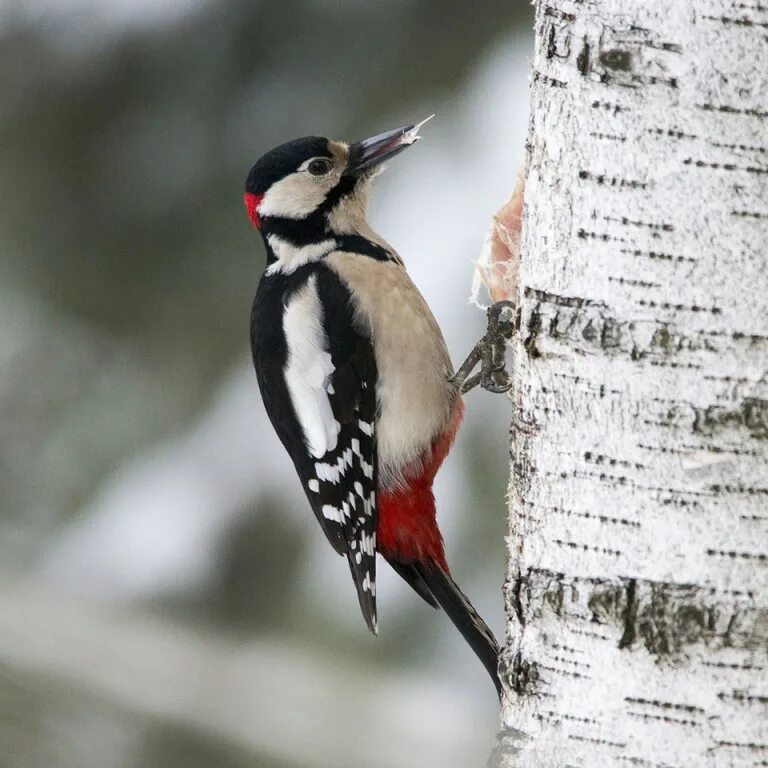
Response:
[283, 275, 339, 458]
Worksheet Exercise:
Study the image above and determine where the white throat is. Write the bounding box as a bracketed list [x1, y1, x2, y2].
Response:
[266, 235, 338, 276]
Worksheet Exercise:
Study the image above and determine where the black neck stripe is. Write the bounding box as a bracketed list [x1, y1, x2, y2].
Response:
[334, 234, 393, 262]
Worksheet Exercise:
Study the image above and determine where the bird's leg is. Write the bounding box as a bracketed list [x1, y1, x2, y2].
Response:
[449, 301, 516, 395]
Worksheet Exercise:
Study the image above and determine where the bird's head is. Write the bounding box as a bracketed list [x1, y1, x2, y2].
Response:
[244, 117, 433, 254]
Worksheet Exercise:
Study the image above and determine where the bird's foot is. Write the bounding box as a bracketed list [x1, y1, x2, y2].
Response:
[450, 301, 516, 394]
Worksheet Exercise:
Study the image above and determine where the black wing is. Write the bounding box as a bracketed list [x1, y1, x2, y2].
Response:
[251, 263, 379, 632]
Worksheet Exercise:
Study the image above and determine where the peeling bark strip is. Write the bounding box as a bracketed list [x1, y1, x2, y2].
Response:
[499, 1, 768, 766]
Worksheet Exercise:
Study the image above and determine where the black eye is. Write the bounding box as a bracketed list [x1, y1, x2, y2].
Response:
[307, 158, 332, 176]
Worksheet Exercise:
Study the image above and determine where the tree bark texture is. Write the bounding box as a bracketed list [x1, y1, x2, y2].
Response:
[499, 2, 768, 766]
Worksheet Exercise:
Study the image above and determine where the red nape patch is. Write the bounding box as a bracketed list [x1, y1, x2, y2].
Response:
[244, 192, 264, 229]
[376, 399, 465, 571]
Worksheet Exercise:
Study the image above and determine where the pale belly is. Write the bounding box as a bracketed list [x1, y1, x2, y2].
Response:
[325, 252, 457, 489]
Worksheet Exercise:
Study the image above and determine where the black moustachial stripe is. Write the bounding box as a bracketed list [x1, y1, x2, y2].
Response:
[260, 208, 329, 249]
[335, 234, 394, 262]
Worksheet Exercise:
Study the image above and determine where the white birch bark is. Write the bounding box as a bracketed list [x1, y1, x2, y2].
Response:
[497, 2, 768, 766]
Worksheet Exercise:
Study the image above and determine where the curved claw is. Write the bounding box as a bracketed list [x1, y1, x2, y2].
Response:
[483, 368, 513, 394]
[453, 300, 517, 395]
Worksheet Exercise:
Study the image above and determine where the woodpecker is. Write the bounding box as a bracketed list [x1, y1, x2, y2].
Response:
[245, 118, 509, 697]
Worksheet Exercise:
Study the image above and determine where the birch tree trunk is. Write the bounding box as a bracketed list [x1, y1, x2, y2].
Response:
[497, 2, 768, 766]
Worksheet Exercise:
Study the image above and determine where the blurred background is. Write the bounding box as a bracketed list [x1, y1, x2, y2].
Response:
[0, 1, 532, 765]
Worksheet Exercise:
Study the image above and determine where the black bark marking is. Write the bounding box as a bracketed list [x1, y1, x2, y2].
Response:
[683, 157, 768, 175]
[521, 292, 727, 364]
[628, 710, 702, 727]
[578, 169, 649, 189]
[540, 710, 599, 725]
[549, 642, 584, 655]
[703, 14, 768, 29]
[618, 579, 638, 649]
[581, 580, 730, 656]
[639, 40, 683, 53]
[543, 4, 575, 22]
[620, 247, 696, 263]
[608, 275, 661, 288]
[588, 585, 623, 626]
[648, 126, 699, 140]
[583, 33, 678, 89]
[625, 696, 706, 715]
[540, 8, 572, 62]
[693, 398, 768, 440]
[710, 483, 768, 496]
[700, 329, 768, 344]
[590, 131, 627, 141]
[510, 572, 526, 626]
[578, 228, 628, 243]
[635, 74, 678, 88]
[568, 734, 626, 749]
[570, 626, 612, 641]
[601, 317, 623, 349]
[712, 139, 768, 154]
[510, 651, 540, 696]
[731, 209, 768, 218]
[553, 538, 622, 557]
[542, 572, 566, 617]
[538, 663, 591, 679]
[648, 360, 703, 370]
[584, 451, 646, 471]
[565, 469, 703, 496]
[703, 660, 766, 671]
[679, 441, 760, 457]
[714, 739, 768, 750]
[732, 330, 768, 343]
[599, 48, 633, 71]
[601, 214, 674, 232]
[717, 691, 768, 705]
[650, 325, 674, 354]
[523, 303, 544, 358]
[577, 38, 590, 75]
[533, 70, 568, 88]
[703, 374, 754, 383]
[698, 102, 768, 119]
[546, 23, 558, 60]
[524, 287, 606, 309]
[638, 298, 722, 315]
[706, 549, 768, 561]
[551, 505, 641, 528]
[591, 99, 627, 114]
[639, 590, 713, 655]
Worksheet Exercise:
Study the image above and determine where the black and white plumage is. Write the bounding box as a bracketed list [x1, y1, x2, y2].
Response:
[245, 120, 502, 697]
[251, 261, 380, 631]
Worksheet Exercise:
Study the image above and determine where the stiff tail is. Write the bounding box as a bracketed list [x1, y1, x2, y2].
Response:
[387, 560, 439, 608]
[414, 561, 502, 698]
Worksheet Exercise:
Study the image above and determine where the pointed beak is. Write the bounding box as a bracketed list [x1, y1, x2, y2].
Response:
[344, 115, 434, 177]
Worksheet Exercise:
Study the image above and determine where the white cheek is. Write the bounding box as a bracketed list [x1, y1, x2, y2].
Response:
[259, 173, 331, 219]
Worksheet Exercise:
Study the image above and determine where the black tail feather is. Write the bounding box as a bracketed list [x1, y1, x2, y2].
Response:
[414, 561, 502, 698]
[346, 552, 378, 635]
[387, 560, 439, 608]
